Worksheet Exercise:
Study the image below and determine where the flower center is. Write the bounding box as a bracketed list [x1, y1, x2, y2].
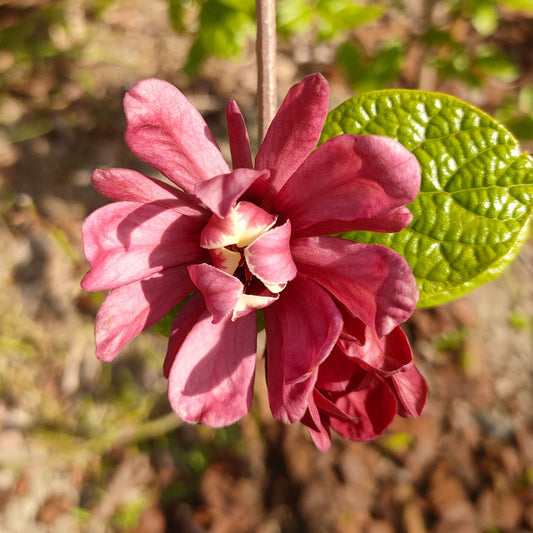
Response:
[194, 201, 298, 319]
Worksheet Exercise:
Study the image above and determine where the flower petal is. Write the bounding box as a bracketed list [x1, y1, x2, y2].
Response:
[253, 73, 330, 204]
[345, 207, 414, 234]
[315, 346, 367, 393]
[388, 363, 428, 417]
[188, 263, 243, 323]
[163, 292, 205, 378]
[301, 392, 332, 451]
[200, 201, 276, 249]
[167, 309, 257, 427]
[273, 134, 421, 238]
[94, 265, 194, 361]
[194, 168, 270, 218]
[245, 220, 297, 290]
[291, 236, 418, 336]
[327, 374, 398, 441]
[226, 99, 253, 169]
[209, 247, 241, 275]
[124, 78, 230, 194]
[82, 202, 207, 290]
[91, 168, 206, 217]
[339, 325, 413, 375]
[233, 293, 278, 319]
[264, 276, 343, 423]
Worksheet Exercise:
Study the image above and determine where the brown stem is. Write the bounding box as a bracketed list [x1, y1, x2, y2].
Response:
[256, 0, 277, 144]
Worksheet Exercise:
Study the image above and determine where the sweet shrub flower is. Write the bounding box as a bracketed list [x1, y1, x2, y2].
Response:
[82, 73, 427, 448]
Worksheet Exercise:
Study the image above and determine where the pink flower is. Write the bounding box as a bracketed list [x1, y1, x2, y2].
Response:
[81, 73, 425, 441]
[300, 314, 428, 450]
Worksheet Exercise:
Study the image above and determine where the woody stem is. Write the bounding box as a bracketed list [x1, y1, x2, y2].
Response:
[256, 0, 277, 144]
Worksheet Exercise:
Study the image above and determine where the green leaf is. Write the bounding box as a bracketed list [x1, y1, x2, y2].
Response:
[320, 90, 533, 307]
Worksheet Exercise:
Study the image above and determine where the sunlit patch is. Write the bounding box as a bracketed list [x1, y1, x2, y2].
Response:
[233, 293, 279, 320]
[200, 201, 276, 249]
[209, 247, 241, 275]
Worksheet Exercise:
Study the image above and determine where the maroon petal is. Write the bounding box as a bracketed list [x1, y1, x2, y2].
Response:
[194, 168, 270, 218]
[188, 263, 243, 323]
[245, 220, 297, 291]
[253, 73, 330, 204]
[339, 325, 413, 375]
[314, 388, 356, 421]
[328, 374, 397, 441]
[167, 309, 257, 427]
[291, 236, 418, 336]
[264, 276, 343, 422]
[124, 78, 230, 194]
[302, 392, 332, 451]
[226, 99, 253, 169]
[82, 202, 207, 290]
[94, 265, 194, 361]
[273, 134, 420, 238]
[388, 363, 428, 417]
[91, 168, 206, 217]
[315, 346, 366, 393]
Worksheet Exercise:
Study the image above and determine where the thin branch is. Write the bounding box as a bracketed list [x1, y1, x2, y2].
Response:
[256, 0, 277, 143]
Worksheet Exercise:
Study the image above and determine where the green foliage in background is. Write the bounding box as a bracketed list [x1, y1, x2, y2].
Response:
[168, 0, 256, 77]
[2, 0, 532, 144]
[277, 0, 383, 40]
[336, 39, 405, 92]
[0, 1, 75, 88]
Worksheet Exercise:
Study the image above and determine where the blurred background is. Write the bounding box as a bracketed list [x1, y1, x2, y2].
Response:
[1, 0, 533, 531]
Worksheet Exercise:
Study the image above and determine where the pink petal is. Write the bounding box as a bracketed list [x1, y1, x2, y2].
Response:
[188, 263, 243, 323]
[167, 309, 257, 427]
[226, 99, 253, 169]
[245, 220, 297, 290]
[264, 276, 343, 423]
[253, 73, 330, 205]
[291, 236, 418, 336]
[233, 292, 278, 319]
[124, 78, 230, 194]
[327, 374, 398, 441]
[82, 202, 207, 290]
[345, 207, 413, 234]
[273, 135, 421, 238]
[91, 168, 206, 217]
[388, 363, 428, 417]
[200, 201, 276, 249]
[194, 168, 270, 218]
[163, 292, 205, 378]
[94, 265, 194, 361]
[339, 325, 413, 375]
[209, 247, 241, 275]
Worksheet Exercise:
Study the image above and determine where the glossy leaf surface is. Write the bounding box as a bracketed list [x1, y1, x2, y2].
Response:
[320, 90, 533, 307]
